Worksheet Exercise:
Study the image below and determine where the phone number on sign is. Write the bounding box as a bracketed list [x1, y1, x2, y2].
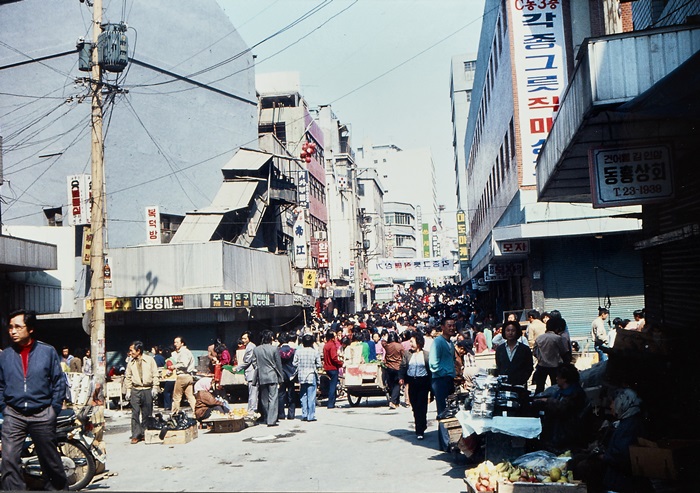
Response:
[612, 185, 664, 197]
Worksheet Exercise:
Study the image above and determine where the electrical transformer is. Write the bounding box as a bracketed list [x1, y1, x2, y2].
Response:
[76, 38, 92, 72]
[97, 23, 128, 73]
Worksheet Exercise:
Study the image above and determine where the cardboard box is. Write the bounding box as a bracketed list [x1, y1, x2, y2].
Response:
[497, 481, 586, 493]
[205, 418, 247, 433]
[145, 425, 198, 445]
[629, 438, 700, 480]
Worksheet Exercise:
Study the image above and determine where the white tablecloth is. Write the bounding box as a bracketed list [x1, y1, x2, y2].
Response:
[456, 410, 541, 439]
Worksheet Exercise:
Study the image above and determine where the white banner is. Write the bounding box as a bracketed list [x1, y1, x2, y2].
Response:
[145, 206, 161, 244]
[369, 257, 456, 281]
[510, 0, 567, 186]
[66, 174, 91, 225]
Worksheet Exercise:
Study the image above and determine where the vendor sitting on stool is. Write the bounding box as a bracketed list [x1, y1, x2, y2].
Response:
[534, 363, 588, 453]
[193, 377, 229, 423]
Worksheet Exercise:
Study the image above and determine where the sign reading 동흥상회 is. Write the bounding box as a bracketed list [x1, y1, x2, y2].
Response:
[510, 0, 567, 187]
[589, 144, 674, 208]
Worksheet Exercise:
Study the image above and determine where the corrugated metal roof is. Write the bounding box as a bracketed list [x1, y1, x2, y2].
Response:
[221, 149, 272, 171]
[199, 180, 258, 213]
[170, 214, 224, 243]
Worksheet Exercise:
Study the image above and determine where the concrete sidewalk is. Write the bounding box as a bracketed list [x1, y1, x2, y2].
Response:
[94, 398, 468, 492]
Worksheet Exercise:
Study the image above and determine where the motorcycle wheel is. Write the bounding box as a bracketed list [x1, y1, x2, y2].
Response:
[58, 439, 96, 491]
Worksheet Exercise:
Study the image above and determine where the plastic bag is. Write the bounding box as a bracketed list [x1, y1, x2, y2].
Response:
[512, 451, 570, 476]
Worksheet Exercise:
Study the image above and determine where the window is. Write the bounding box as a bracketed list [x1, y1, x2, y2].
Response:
[357, 183, 365, 196]
[466, 90, 472, 102]
[395, 235, 414, 247]
[394, 212, 412, 225]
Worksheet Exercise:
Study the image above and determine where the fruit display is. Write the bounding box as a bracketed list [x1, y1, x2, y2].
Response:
[466, 457, 580, 491]
[210, 408, 247, 419]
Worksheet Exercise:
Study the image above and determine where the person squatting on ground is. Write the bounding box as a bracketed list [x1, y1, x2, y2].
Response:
[0, 309, 68, 490]
[124, 340, 159, 444]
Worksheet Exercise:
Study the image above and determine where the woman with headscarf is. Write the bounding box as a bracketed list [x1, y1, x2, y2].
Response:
[194, 377, 228, 423]
[571, 387, 650, 493]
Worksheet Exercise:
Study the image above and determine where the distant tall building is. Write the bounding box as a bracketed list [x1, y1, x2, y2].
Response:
[450, 54, 477, 210]
[356, 144, 437, 259]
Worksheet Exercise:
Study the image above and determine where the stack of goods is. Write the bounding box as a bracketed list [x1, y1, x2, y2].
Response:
[470, 374, 499, 418]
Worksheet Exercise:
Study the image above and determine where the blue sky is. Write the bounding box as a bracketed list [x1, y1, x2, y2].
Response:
[218, 0, 485, 230]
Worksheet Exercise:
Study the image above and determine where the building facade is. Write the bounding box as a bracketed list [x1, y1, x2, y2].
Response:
[464, 0, 645, 337]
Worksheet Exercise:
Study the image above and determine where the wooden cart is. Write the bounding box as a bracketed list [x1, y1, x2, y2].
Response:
[342, 363, 389, 407]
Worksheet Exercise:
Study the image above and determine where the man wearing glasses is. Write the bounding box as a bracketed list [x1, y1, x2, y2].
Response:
[0, 309, 67, 490]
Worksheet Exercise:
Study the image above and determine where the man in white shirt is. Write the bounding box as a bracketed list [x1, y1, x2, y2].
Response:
[171, 336, 196, 414]
[591, 308, 609, 363]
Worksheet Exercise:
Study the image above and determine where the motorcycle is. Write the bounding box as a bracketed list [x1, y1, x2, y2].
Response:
[0, 405, 104, 491]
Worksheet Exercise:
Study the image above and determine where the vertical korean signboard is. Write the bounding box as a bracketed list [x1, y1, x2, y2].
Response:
[66, 174, 92, 225]
[317, 240, 329, 268]
[297, 170, 309, 209]
[510, 0, 567, 186]
[293, 208, 308, 268]
[422, 223, 430, 258]
[145, 206, 161, 244]
[456, 210, 469, 262]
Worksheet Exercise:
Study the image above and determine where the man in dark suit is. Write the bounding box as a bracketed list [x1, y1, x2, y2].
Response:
[252, 330, 284, 427]
[495, 320, 533, 387]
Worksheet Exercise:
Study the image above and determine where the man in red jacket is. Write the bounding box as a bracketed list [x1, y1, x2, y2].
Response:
[322, 330, 343, 409]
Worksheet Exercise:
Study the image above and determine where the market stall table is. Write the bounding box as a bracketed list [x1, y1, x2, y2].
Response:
[453, 410, 542, 463]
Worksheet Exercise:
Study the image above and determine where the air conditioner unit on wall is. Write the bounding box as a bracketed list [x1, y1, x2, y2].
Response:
[314, 231, 327, 240]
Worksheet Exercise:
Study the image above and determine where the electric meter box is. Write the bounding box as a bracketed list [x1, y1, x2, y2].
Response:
[98, 23, 128, 73]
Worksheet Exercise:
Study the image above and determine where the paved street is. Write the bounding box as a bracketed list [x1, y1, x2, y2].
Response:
[94, 398, 467, 492]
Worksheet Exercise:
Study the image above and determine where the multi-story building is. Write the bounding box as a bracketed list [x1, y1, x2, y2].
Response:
[314, 105, 360, 312]
[464, 0, 645, 337]
[356, 143, 438, 259]
[256, 72, 329, 301]
[450, 54, 477, 210]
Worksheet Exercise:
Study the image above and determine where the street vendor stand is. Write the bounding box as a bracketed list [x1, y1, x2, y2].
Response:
[343, 362, 389, 406]
[449, 410, 542, 463]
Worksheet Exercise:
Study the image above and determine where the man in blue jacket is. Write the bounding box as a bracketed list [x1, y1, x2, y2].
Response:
[0, 309, 67, 490]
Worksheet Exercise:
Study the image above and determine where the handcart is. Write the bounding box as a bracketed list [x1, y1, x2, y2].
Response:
[342, 363, 390, 407]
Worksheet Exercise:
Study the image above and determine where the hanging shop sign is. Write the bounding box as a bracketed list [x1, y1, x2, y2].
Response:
[485, 263, 523, 281]
[293, 208, 308, 269]
[589, 143, 674, 208]
[297, 170, 309, 209]
[317, 240, 329, 268]
[509, 0, 567, 186]
[456, 210, 470, 262]
[66, 174, 92, 226]
[497, 239, 530, 255]
[303, 269, 317, 289]
[422, 223, 430, 258]
[133, 295, 184, 310]
[82, 227, 93, 265]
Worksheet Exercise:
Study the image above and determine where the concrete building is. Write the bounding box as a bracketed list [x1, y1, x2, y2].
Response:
[314, 105, 361, 312]
[356, 144, 438, 259]
[464, 0, 645, 337]
[450, 54, 477, 210]
[0, 1, 307, 362]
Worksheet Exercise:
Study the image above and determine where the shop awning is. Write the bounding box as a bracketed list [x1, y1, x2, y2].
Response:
[0, 235, 57, 272]
[492, 216, 642, 242]
[198, 179, 259, 214]
[537, 25, 700, 202]
[170, 214, 224, 243]
[221, 149, 272, 172]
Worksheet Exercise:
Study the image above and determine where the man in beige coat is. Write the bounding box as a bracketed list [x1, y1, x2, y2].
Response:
[124, 341, 159, 444]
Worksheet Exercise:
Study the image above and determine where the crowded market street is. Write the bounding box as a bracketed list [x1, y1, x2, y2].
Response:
[97, 399, 464, 492]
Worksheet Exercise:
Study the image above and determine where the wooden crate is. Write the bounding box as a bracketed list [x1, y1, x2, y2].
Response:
[145, 425, 198, 445]
[497, 480, 586, 493]
[439, 417, 463, 445]
[205, 418, 246, 433]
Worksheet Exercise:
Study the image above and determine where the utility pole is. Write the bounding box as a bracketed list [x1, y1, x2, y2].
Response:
[89, 0, 107, 396]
